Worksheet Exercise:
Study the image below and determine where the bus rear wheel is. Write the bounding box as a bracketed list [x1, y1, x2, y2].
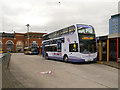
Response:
[63, 55, 68, 62]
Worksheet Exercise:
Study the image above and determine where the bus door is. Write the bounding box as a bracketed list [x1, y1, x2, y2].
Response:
[69, 43, 78, 57]
[57, 38, 65, 52]
[57, 41, 61, 52]
[57, 40, 62, 55]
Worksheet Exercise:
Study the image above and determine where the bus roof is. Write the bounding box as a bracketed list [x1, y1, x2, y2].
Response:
[42, 24, 92, 37]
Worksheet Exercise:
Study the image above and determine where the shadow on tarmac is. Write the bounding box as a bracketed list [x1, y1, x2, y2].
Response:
[46, 58, 97, 65]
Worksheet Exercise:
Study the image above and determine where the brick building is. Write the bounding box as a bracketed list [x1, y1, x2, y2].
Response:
[0, 32, 46, 53]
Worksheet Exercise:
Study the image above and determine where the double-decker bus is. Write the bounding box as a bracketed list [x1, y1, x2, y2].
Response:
[24, 46, 39, 55]
[42, 24, 97, 62]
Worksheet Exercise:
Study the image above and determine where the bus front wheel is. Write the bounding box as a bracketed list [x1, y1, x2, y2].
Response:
[45, 54, 49, 60]
[63, 55, 68, 62]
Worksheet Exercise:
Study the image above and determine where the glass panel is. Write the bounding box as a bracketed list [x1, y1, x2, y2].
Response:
[43, 35, 49, 40]
[49, 33, 54, 39]
[31, 41, 37, 47]
[80, 41, 96, 54]
[7, 41, 13, 44]
[109, 38, 117, 61]
[69, 26, 75, 33]
[45, 46, 57, 52]
[56, 31, 60, 37]
[57, 42, 61, 52]
[62, 28, 69, 35]
[59, 30, 63, 37]
[69, 43, 78, 52]
[77, 25, 94, 34]
[53, 32, 56, 38]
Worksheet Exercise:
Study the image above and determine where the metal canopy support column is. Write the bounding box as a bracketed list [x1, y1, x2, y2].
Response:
[117, 38, 119, 63]
[99, 40, 102, 62]
[107, 39, 109, 62]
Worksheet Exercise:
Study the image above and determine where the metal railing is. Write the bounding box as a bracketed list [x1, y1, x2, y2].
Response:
[1, 53, 24, 88]
[0, 54, 4, 67]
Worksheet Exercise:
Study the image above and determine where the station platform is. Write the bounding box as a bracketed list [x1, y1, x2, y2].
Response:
[98, 61, 119, 69]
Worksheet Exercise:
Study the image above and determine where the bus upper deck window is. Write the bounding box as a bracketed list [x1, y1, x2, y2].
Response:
[62, 28, 69, 35]
[77, 26, 94, 34]
[56, 31, 60, 37]
[69, 26, 75, 33]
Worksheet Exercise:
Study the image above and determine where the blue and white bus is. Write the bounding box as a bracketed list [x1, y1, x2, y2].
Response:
[42, 24, 97, 62]
[24, 46, 39, 55]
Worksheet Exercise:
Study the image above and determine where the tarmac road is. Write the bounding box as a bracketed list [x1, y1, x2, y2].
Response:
[9, 53, 118, 88]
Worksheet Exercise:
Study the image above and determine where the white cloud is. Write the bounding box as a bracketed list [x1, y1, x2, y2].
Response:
[1, 0, 119, 36]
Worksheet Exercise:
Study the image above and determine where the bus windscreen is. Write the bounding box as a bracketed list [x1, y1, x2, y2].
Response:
[77, 25, 94, 34]
[79, 40, 96, 54]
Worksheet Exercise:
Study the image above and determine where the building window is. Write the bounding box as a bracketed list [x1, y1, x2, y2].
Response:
[33, 36, 35, 38]
[112, 22, 115, 24]
[39, 36, 42, 38]
[37, 36, 39, 38]
[31, 41, 37, 47]
[16, 41, 24, 52]
[30, 36, 32, 38]
[6, 41, 13, 52]
[112, 26, 115, 28]
[25, 41, 28, 47]
[4, 33, 14, 38]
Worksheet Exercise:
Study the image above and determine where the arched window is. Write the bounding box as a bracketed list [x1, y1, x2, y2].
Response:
[6, 40, 13, 52]
[16, 41, 24, 52]
[16, 41, 24, 47]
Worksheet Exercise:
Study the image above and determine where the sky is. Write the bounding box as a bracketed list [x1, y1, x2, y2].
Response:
[0, 0, 119, 36]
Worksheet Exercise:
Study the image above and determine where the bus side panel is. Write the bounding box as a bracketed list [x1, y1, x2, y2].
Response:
[62, 33, 79, 60]
[62, 36, 69, 59]
[47, 52, 63, 60]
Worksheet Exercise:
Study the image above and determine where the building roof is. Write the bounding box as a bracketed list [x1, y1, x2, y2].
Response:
[0, 32, 47, 37]
[24, 32, 46, 35]
[0, 32, 46, 35]
[108, 33, 120, 38]
[96, 35, 108, 40]
[111, 14, 120, 18]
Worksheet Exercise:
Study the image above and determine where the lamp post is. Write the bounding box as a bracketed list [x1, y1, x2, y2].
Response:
[26, 24, 30, 47]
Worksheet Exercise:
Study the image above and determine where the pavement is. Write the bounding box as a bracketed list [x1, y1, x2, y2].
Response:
[0, 54, 3, 89]
[97, 61, 119, 69]
[0, 65, 2, 89]
[102, 61, 119, 69]
[9, 53, 118, 88]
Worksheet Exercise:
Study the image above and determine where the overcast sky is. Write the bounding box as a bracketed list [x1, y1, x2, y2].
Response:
[0, 0, 119, 36]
